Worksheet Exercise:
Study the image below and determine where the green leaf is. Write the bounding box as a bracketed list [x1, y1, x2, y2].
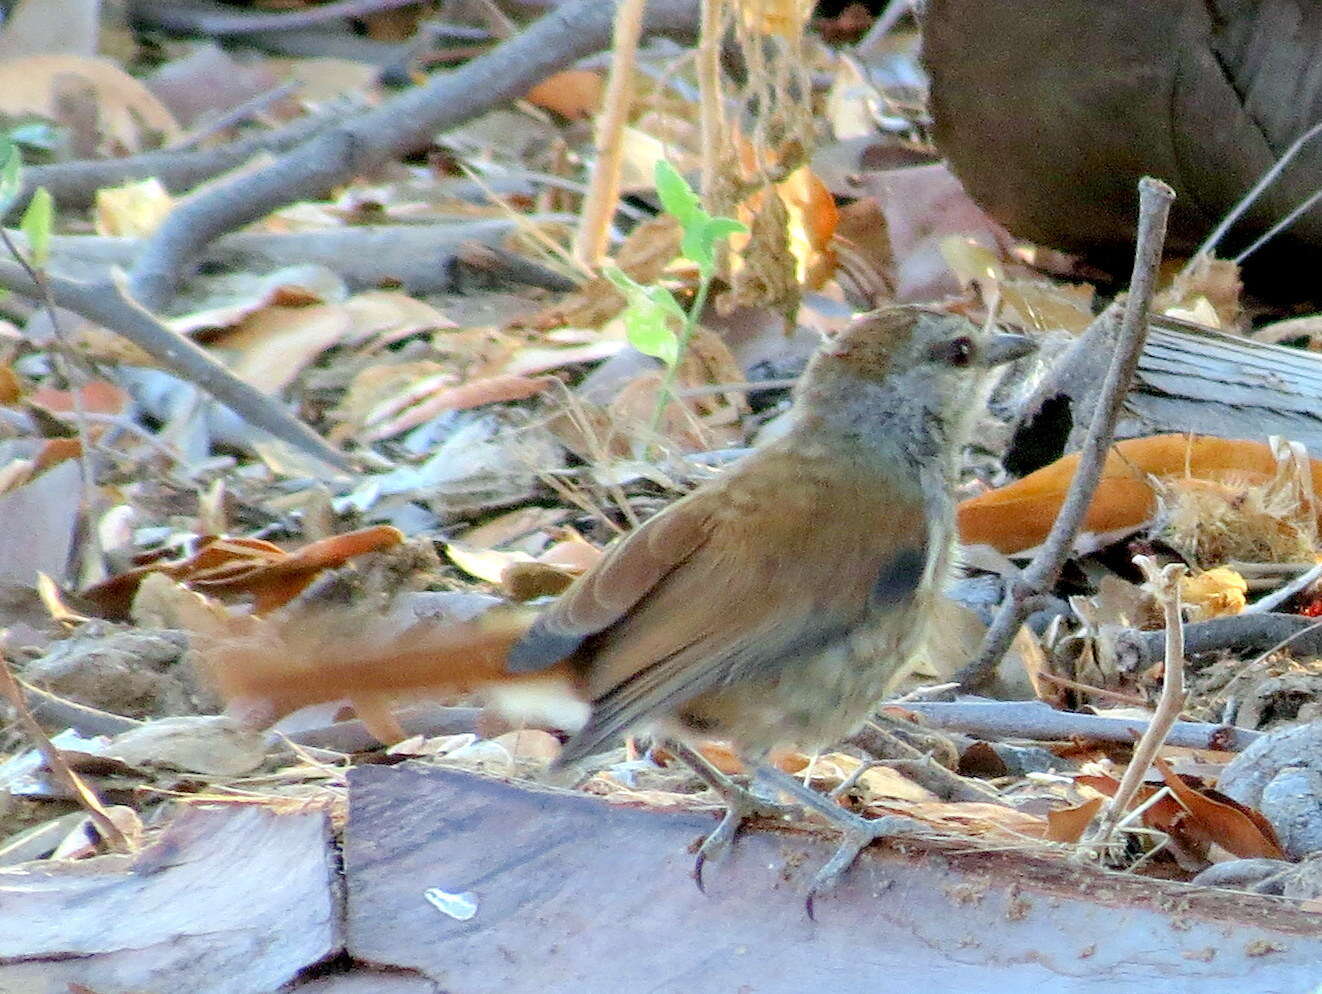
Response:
[680, 227, 714, 272]
[622, 301, 679, 367]
[702, 216, 747, 244]
[21, 187, 52, 268]
[0, 141, 21, 217]
[653, 159, 701, 226]
[640, 284, 683, 324]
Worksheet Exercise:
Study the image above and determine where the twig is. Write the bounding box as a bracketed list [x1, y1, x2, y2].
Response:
[19, 113, 336, 213]
[1086, 557, 1188, 856]
[1114, 611, 1322, 668]
[1192, 118, 1322, 264]
[572, 0, 648, 268]
[126, 0, 702, 311]
[1233, 187, 1322, 264]
[899, 699, 1258, 751]
[854, 0, 915, 54]
[0, 646, 132, 852]
[958, 177, 1174, 689]
[167, 81, 303, 151]
[0, 260, 353, 473]
[848, 721, 1002, 803]
[130, 0, 455, 35]
[1243, 561, 1322, 614]
[696, 0, 725, 205]
[21, 680, 143, 737]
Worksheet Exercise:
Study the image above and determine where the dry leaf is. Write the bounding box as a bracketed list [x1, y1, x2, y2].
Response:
[525, 69, 603, 120]
[94, 177, 173, 237]
[0, 54, 181, 151]
[84, 526, 404, 617]
[1045, 796, 1103, 843]
[1180, 567, 1247, 621]
[1154, 757, 1286, 861]
[958, 434, 1322, 555]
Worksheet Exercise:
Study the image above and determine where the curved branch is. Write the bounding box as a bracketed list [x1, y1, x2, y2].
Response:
[127, 0, 701, 311]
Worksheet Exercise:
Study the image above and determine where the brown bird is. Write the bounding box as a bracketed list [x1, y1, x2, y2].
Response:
[209, 304, 1033, 905]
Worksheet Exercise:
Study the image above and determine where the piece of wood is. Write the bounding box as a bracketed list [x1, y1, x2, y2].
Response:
[344, 765, 1322, 993]
[1011, 315, 1322, 472]
[0, 805, 340, 994]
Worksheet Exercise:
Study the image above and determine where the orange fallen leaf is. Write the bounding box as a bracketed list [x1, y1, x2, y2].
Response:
[1154, 757, 1286, 860]
[1045, 796, 1103, 844]
[525, 69, 603, 119]
[958, 434, 1322, 554]
[83, 526, 404, 617]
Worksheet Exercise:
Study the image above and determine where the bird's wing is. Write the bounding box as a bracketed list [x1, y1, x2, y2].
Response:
[512, 450, 930, 764]
[505, 490, 715, 673]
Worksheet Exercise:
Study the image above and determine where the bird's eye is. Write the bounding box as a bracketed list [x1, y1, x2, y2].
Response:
[930, 336, 974, 367]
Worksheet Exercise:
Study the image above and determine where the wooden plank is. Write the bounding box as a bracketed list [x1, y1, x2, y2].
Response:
[344, 765, 1322, 994]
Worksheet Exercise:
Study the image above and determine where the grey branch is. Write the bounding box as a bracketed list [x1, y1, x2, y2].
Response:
[126, 0, 701, 311]
[958, 177, 1176, 689]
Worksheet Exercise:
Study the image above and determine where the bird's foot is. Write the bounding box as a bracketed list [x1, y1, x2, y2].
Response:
[693, 786, 796, 890]
[660, 739, 795, 890]
[753, 760, 926, 918]
[804, 812, 923, 919]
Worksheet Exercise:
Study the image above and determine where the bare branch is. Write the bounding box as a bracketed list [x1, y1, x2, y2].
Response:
[958, 177, 1175, 689]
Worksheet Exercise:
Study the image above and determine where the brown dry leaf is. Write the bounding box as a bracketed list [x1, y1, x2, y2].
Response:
[958, 434, 1322, 555]
[84, 526, 404, 617]
[456, 506, 571, 550]
[1154, 757, 1286, 860]
[1045, 796, 1103, 844]
[490, 728, 562, 763]
[525, 69, 603, 120]
[362, 374, 553, 441]
[330, 360, 448, 442]
[217, 304, 356, 395]
[342, 291, 457, 351]
[268, 55, 382, 103]
[0, 362, 21, 404]
[525, 215, 683, 331]
[786, 751, 939, 804]
[0, 55, 181, 151]
[166, 266, 345, 335]
[605, 328, 749, 453]
[896, 801, 1049, 839]
[94, 177, 173, 237]
[1077, 770, 1208, 860]
[28, 378, 129, 416]
[651, 740, 746, 775]
[1012, 624, 1055, 702]
[999, 279, 1095, 333]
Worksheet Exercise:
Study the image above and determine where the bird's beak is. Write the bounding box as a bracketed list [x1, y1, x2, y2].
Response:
[980, 334, 1037, 366]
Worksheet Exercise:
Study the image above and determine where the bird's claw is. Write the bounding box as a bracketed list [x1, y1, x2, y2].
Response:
[804, 814, 922, 920]
[694, 792, 796, 891]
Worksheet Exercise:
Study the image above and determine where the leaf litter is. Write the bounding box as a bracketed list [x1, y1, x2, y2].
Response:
[1, 1, 1321, 985]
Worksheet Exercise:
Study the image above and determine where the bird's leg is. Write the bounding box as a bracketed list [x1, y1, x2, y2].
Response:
[754, 761, 929, 918]
[663, 739, 795, 890]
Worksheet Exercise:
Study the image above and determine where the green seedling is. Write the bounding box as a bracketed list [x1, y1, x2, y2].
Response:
[605, 159, 746, 445]
[0, 139, 55, 273]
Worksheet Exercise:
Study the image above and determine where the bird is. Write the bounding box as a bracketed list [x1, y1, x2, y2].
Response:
[207, 304, 1034, 907]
